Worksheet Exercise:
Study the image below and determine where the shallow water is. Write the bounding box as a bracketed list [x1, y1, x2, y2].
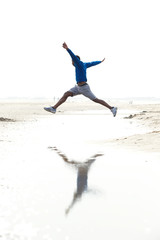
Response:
[0, 114, 160, 240]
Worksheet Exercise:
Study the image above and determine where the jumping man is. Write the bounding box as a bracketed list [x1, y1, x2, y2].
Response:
[44, 42, 117, 116]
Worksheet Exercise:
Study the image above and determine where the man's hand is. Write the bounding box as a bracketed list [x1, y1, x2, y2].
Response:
[62, 42, 68, 50]
[101, 58, 105, 63]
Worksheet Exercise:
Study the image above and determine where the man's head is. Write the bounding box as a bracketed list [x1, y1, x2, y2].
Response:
[72, 55, 80, 66]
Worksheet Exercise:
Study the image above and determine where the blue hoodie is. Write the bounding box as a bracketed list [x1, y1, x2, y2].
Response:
[67, 48, 101, 83]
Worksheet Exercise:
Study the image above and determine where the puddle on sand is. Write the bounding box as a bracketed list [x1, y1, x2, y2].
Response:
[0, 114, 160, 240]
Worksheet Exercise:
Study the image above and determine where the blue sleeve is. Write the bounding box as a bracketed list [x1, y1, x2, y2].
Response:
[85, 61, 101, 68]
[67, 49, 81, 66]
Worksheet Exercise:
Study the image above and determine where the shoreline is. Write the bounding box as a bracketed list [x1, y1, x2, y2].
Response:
[0, 100, 160, 154]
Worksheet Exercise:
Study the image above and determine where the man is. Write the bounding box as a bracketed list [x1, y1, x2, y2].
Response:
[44, 42, 117, 116]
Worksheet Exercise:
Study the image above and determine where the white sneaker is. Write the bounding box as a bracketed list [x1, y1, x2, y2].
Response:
[44, 106, 56, 114]
[111, 107, 117, 117]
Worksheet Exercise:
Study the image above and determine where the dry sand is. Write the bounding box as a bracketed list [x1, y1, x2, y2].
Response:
[106, 102, 160, 153]
[0, 99, 159, 153]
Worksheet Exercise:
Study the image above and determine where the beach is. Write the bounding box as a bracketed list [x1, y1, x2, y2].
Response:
[1, 99, 159, 152]
[0, 99, 160, 240]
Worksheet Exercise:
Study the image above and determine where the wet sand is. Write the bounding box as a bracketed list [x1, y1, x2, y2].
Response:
[0, 99, 160, 240]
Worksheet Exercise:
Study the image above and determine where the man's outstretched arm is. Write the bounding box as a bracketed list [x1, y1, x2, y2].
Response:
[62, 42, 69, 50]
[62, 42, 105, 67]
[62, 42, 81, 65]
[85, 58, 105, 68]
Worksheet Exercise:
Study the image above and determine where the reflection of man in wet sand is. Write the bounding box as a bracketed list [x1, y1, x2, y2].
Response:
[51, 147, 103, 215]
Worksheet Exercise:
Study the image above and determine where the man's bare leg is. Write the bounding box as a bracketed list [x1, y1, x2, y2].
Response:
[44, 91, 73, 114]
[93, 98, 113, 110]
[53, 91, 73, 109]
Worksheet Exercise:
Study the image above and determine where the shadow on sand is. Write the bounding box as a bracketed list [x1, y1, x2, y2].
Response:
[49, 146, 103, 215]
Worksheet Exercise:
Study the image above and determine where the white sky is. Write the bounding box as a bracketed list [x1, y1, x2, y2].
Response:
[0, 0, 160, 99]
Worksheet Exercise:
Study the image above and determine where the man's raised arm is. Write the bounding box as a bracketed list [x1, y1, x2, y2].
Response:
[62, 42, 81, 66]
[62, 42, 69, 50]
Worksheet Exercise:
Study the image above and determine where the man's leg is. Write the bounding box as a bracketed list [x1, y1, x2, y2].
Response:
[78, 84, 117, 116]
[93, 98, 112, 110]
[78, 84, 112, 109]
[44, 85, 80, 114]
[44, 91, 73, 114]
[93, 98, 117, 116]
[53, 91, 73, 109]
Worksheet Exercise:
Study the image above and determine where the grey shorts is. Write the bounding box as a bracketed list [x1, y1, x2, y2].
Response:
[69, 83, 96, 100]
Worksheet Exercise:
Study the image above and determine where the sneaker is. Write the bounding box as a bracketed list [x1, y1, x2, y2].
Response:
[44, 106, 56, 114]
[111, 107, 117, 117]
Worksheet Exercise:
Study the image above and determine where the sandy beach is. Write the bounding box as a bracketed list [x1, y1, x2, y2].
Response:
[0, 99, 160, 240]
[1, 99, 159, 152]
